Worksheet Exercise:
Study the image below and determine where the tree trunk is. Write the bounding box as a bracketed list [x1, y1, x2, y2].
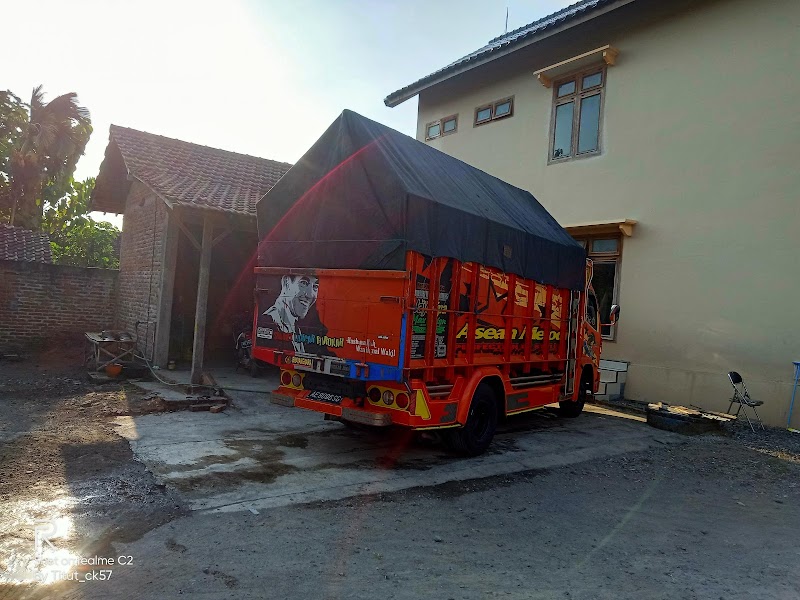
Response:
[12, 177, 43, 230]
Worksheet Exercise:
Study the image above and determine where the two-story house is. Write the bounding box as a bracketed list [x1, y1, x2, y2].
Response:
[385, 0, 799, 426]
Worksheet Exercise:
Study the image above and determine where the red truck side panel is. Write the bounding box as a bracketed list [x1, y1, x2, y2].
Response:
[258, 252, 588, 430]
[407, 255, 569, 373]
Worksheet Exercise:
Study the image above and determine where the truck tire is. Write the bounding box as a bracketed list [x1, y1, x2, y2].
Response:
[559, 370, 590, 418]
[446, 383, 498, 456]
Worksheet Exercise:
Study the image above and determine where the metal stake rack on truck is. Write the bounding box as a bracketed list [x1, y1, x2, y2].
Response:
[252, 110, 617, 455]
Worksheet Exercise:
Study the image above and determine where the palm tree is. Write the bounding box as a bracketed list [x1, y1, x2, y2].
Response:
[10, 86, 91, 230]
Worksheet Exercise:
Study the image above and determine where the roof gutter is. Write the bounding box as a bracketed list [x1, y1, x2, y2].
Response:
[384, 0, 637, 108]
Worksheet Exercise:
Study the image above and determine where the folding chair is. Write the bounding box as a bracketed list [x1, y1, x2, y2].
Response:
[727, 371, 765, 432]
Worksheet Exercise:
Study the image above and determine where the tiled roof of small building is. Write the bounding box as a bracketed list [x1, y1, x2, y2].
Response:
[0, 225, 53, 263]
[93, 125, 292, 216]
[385, 0, 620, 107]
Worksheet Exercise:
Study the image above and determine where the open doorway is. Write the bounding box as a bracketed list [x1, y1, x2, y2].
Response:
[169, 224, 258, 367]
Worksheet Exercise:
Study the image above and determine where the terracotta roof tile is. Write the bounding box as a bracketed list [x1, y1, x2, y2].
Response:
[0, 225, 53, 263]
[105, 125, 292, 216]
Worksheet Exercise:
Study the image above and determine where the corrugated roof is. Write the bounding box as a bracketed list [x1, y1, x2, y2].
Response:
[0, 225, 52, 263]
[385, 0, 622, 107]
[93, 126, 292, 216]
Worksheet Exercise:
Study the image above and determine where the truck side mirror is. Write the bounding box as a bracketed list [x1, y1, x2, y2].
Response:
[610, 304, 620, 325]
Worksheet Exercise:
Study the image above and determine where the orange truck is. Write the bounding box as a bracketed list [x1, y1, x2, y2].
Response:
[252, 110, 617, 455]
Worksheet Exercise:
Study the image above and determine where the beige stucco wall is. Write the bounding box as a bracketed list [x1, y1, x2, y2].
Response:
[415, 0, 800, 426]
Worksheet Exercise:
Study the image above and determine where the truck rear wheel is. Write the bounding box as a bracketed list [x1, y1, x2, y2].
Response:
[559, 370, 590, 418]
[446, 383, 498, 456]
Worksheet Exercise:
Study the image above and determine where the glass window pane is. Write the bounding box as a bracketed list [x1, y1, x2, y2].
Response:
[427, 123, 441, 139]
[577, 93, 601, 154]
[494, 101, 511, 117]
[582, 72, 602, 89]
[586, 293, 599, 329]
[552, 102, 574, 159]
[591, 238, 618, 253]
[443, 118, 456, 132]
[592, 261, 617, 337]
[476, 107, 492, 122]
[557, 81, 576, 97]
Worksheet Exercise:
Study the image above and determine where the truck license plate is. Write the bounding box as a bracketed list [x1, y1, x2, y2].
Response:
[329, 360, 350, 377]
[307, 390, 344, 404]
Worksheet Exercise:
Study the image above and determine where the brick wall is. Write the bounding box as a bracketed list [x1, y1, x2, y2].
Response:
[0, 260, 118, 351]
[115, 182, 168, 360]
[0, 181, 170, 356]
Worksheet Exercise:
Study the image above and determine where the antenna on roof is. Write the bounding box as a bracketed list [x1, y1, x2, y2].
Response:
[505, 7, 509, 33]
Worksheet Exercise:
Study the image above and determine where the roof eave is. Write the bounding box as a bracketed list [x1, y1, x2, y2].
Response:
[384, 0, 637, 107]
[172, 200, 256, 218]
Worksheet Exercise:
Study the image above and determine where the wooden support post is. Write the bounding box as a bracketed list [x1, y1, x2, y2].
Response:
[212, 228, 232, 247]
[174, 211, 202, 250]
[190, 216, 214, 385]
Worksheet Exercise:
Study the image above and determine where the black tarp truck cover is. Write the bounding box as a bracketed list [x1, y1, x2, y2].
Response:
[256, 109, 585, 290]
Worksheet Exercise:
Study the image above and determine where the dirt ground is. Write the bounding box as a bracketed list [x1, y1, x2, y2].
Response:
[1, 354, 799, 600]
[0, 350, 186, 595]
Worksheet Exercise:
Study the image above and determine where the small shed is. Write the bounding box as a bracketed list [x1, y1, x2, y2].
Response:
[92, 126, 291, 382]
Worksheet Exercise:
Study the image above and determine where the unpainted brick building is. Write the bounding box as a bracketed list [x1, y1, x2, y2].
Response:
[92, 126, 291, 374]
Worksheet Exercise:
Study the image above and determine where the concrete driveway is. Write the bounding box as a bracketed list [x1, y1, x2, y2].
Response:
[117, 369, 677, 514]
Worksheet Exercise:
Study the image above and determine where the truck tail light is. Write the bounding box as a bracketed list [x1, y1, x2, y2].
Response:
[382, 390, 394, 405]
[368, 387, 381, 403]
[395, 393, 409, 409]
[291, 373, 303, 387]
[280, 371, 292, 386]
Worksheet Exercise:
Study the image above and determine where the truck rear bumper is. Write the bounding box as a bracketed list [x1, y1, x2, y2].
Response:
[341, 408, 392, 427]
[270, 391, 393, 427]
[270, 392, 296, 407]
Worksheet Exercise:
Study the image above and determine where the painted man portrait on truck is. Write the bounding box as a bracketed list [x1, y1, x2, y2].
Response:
[262, 274, 319, 352]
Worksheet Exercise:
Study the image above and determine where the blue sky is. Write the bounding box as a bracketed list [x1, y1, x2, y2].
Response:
[6, 0, 573, 223]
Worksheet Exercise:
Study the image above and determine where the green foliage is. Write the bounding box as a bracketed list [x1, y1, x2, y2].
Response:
[0, 88, 116, 268]
[44, 177, 120, 269]
[42, 176, 94, 233]
[0, 91, 27, 217]
[1, 86, 92, 230]
[49, 219, 120, 269]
